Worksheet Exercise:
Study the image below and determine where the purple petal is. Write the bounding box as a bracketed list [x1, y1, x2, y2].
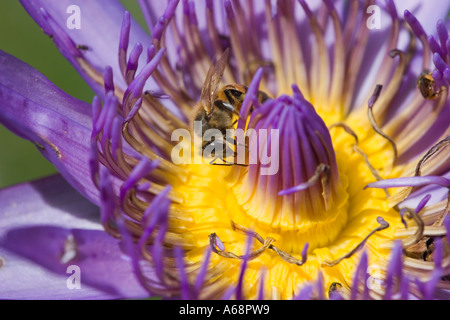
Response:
[0, 50, 98, 204]
[20, 0, 151, 95]
[0, 175, 142, 299]
[1, 226, 149, 299]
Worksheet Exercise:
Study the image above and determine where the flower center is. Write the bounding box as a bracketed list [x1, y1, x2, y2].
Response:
[169, 84, 404, 299]
[226, 89, 349, 252]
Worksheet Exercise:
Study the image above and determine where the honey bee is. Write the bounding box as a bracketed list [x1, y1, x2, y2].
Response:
[192, 48, 269, 165]
[417, 70, 443, 100]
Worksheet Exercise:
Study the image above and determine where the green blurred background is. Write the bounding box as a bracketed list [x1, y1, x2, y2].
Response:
[0, 1, 146, 189]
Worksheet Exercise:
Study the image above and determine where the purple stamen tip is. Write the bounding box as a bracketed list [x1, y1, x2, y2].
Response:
[433, 238, 443, 270]
[174, 246, 190, 300]
[368, 85, 383, 109]
[415, 194, 432, 213]
[385, 0, 398, 20]
[129, 42, 144, 66]
[152, 16, 166, 41]
[131, 75, 148, 99]
[404, 10, 426, 38]
[91, 96, 102, 128]
[428, 35, 445, 58]
[294, 284, 313, 300]
[351, 250, 368, 300]
[365, 176, 450, 189]
[444, 68, 450, 85]
[120, 157, 161, 202]
[125, 97, 143, 123]
[147, 45, 156, 63]
[446, 38, 450, 58]
[193, 247, 212, 299]
[316, 272, 325, 300]
[99, 166, 116, 224]
[119, 11, 131, 51]
[301, 242, 309, 263]
[433, 52, 448, 73]
[278, 184, 308, 196]
[165, 0, 180, 19]
[103, 66, 114, 93]
[384, 240, 403, 300]
[436, 19, 448, 54]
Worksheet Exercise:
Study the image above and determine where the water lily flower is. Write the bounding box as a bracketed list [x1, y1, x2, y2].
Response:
[0, 0, 449, 300]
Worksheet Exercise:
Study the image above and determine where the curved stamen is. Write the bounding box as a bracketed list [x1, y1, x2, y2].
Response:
[400, 207, 425, 247]
[367, 84, 398, 167]
[329, 122, 388, 197]
[385, 136, 450, 206]
[209, 221, 309, 266]
[322, 217, 390, 267]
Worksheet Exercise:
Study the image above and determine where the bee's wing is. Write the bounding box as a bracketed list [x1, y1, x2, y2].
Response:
[199, 48, 230, 114]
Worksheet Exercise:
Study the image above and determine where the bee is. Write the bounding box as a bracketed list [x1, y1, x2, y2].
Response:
[417, 70, 443, 100]
[192, 48, 269, 165]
